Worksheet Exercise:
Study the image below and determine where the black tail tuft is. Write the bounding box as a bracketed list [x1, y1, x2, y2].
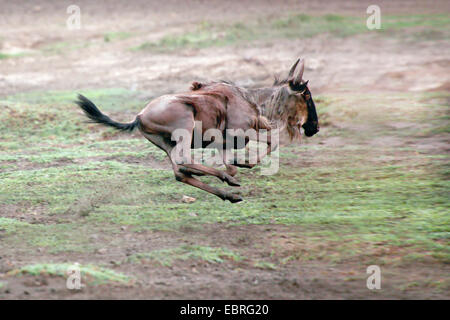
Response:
[75, 94, 139, 132]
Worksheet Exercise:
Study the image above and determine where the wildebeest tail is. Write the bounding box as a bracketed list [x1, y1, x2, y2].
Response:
[75, 94, 140, 132]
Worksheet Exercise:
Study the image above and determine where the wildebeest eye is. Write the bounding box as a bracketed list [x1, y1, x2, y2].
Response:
[289, 79, 309, 93]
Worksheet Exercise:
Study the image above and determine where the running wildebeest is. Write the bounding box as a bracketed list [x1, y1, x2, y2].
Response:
[75, 58, 319, 203]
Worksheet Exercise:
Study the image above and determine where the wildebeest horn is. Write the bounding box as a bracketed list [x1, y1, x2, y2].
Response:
[288, 58, 300, 78]
[294, 59, 305, 84]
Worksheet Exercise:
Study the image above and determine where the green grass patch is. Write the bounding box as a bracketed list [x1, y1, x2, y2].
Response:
[0, 88, 148, 146]
[133, 13, 450, 51]
[128, 245, 242, 266]
[0, 52, 26, 59]
[0, 89, 448, 264]
[2, 87, 143, 108]
[104, 31, 132, 42]
[40, 41, 90, 55]
[254, 261, 277, 270]
[8, 263, 132, 285]
[0, 217, 32, 234]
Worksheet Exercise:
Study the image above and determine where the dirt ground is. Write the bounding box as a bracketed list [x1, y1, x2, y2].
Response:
[0, 0, 449, 300]
[1, 0, 449, 96]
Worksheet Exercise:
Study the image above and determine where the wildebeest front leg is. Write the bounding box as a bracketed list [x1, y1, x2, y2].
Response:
[231, 131, 278, 168]
[220, 149, 238, 177]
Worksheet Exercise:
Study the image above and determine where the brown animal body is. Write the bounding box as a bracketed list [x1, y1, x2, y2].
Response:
[76, 58, 319, 202]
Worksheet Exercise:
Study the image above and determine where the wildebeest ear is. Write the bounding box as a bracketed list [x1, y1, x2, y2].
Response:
[190, 81, 203, 91]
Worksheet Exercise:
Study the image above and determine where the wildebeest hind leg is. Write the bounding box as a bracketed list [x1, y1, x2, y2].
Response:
[179, 167, 206, 176]
[142, 132, 242, 202]
[180, 163, 240, 187]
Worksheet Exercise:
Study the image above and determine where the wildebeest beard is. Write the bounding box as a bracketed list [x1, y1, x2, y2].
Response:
[301, 87, 319, 137]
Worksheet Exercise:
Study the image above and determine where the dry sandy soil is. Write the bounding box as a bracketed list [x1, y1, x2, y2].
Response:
[1, 0, 449, 96]
[0, 0, 449, 300]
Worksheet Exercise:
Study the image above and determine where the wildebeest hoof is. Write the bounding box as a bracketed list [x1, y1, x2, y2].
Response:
[226, 193, 243, 203]
[224, 174, 240, 187]
[232, 157, 256, 169]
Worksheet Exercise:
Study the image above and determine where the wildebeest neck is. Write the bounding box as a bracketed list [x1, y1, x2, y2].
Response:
[247, 87, 279, 118]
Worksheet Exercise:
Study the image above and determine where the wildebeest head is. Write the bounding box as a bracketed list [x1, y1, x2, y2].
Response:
[271, 58, 319, 138]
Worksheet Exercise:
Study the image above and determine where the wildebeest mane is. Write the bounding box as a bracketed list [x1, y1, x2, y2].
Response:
[190, 80, 305, 139]
[191, 80, 262, 115]
[273, 76, 290, 86]
[265, 86, 302, 140]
